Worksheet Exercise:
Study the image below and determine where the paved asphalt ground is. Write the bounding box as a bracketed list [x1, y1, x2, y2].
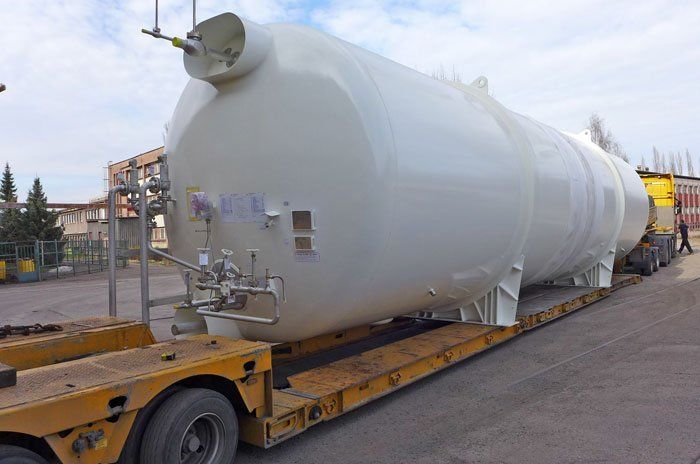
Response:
[0, 252, 698, 463]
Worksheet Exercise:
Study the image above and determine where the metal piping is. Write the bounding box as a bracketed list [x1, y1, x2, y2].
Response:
[148, 244, 201, 273]
[175, 299, 217, 309]
[108, 184, 126, 317]
[139, 179, 157, 326]
[192, 0, 197, 32]
[196, 286, 280, 325]
[154, 0, 160, 33]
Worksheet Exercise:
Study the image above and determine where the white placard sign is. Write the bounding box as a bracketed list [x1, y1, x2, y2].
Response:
[220, 193, 266, 223]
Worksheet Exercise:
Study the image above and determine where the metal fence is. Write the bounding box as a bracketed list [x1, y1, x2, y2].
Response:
[0, 240, 128, 283]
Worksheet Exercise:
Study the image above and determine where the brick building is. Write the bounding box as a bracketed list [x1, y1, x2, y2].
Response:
[673, 174, 700, 230]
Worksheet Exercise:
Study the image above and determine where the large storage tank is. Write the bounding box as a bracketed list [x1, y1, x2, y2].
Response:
[164, 13, 648, 342]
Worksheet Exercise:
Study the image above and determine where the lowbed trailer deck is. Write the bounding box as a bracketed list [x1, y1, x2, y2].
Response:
[0, 275, 640, 463]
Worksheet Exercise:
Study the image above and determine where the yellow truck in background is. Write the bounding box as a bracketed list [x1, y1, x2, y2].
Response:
[627, 173, 678, 275]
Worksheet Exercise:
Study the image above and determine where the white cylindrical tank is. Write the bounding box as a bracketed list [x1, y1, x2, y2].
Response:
[164, 13, 648, 342]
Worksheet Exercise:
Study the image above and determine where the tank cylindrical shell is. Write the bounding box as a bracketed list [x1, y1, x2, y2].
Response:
[164, 13, 648, 342]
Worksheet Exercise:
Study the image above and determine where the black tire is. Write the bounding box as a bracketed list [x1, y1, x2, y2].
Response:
[118, 386, 183, 463]
[641, 259, 653, 276]
[652, 253, 660, 272]
[0, 445, 48, 464]
[139, 388, 238, 464]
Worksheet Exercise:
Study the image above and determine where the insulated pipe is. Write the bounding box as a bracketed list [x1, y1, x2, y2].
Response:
[148, 243, 200, 273]
[107, 184, 126, 317]
[175, 299, 216, 309]
[139, 180, 157, 326]
[196, 286, 280, 325]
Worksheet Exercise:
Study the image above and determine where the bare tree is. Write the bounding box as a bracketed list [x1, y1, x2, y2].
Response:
[668, 151, 684, 175]
[430, 64, 462, 83]
[639, 154, 647, 170]
[661, 152, 668, 173]
[676, 151, 685, 175]
[588, 113, 630, 162]
[652, 146, 663, 172]
[686, 149, 695, 177]
[162, 121, 170, 145]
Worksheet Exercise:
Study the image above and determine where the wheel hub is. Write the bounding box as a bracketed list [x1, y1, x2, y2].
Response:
[179, 413, 224, 464]
[185, 434, 201, 453]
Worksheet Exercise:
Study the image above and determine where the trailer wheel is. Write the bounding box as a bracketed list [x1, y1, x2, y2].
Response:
[0, 445, 49, 464]
[118, 386, 183, 463]
[641, 259, 653, 276]
[660, 247, 670, 267]
[139, 388, 238, 464]
[652, 253, 660, 272]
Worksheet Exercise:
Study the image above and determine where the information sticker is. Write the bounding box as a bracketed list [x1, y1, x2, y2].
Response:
[294, 250, 320, 263]
[220, 193, 266, 223]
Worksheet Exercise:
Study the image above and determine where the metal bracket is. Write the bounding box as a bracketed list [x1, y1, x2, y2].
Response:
[471, 75, 489, 94]
[577, 129, 593, 142]
[410, 255, 524, 326]
[551, 248, 616, 288]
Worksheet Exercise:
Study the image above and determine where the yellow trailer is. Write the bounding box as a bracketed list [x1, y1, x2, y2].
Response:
[639, 172, 676, 232]
[636, 172, 678, 268]
[0, 275, 639, 463]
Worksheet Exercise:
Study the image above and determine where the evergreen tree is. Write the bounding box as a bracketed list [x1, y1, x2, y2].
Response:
[0, 163, 17, 202]
[21, 177, 62, 241]
[0, 162, 24, 242]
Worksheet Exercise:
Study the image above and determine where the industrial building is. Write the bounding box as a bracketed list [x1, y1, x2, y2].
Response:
[672, 174, 700, 229]
[56, 195, 109, 241]
[57, 146, 170, 249]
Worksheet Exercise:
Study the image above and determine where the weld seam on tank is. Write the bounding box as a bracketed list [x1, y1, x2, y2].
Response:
[332, 37, 400, 316]
[446, 81, 536, 303]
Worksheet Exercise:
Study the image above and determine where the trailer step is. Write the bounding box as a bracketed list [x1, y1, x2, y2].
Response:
[0, 317, 155, 371]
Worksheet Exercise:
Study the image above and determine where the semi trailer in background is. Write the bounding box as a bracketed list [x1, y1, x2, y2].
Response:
[625, 173, 678, 274]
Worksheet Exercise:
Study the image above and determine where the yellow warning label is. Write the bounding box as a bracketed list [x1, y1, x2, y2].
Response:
[186, 186, 201, 221]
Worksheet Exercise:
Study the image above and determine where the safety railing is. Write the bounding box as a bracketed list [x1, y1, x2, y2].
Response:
[0, 240, 128, 283]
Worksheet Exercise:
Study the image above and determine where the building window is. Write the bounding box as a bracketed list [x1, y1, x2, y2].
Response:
[151, 227, 167, 241]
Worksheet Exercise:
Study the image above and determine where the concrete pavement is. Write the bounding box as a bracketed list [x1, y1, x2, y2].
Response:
[0, 264, 182, 341]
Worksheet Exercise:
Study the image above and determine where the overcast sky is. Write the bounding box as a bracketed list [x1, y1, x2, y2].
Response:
[1, 0, 698, 202]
